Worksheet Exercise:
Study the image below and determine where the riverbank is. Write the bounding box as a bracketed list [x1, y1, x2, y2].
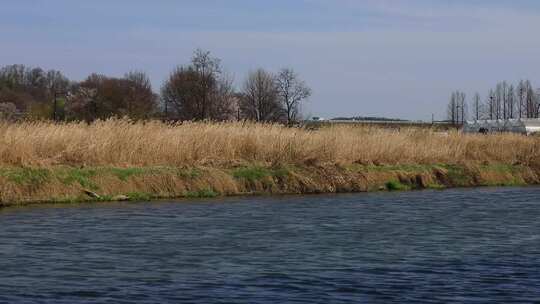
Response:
[1, 119, 540, 206]
[1, 163, 539, 206]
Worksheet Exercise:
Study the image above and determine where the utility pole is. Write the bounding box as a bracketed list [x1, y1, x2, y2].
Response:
[519, 86, 523, 119]
[52, 84, 58, 121]
[489, 95, 494, 120]
[52, 88, 66, 121]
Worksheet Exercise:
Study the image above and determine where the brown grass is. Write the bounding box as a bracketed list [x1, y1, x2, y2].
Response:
[0, 119, 539, 167]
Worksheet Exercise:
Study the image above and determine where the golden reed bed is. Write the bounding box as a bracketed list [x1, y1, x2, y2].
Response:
[0, 119, 538, 168]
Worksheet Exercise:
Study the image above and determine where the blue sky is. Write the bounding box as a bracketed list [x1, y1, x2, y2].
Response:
[2, 0, 540, 120]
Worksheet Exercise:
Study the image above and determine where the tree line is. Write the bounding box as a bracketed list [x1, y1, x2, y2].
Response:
[0, 49, 311, 125]
[447, 80, 540, 124]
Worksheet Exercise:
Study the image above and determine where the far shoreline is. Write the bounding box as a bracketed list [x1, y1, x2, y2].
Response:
[1, 163, 538, 207]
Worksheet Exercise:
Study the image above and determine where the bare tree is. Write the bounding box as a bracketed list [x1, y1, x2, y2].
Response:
[124, 71, 158, 119]
[536, 88, 540, 118]
[507, 84, 515, 118]
[452, 79, 540, 122]
[459, 91, 467, 124]
[487, 89, 495, 120]
[161, 49, 232, 121]
[518, 80, 525, 119]
[65, 86, 99, 122]
[66, 72, 158, 121]
[0, 64, 70, 117]
[472, 92, 481, 120]
[447, 92, 456, 124]
[240, 68, 282, 122]
[275, 68, 311, 125]
[501, 81, 508, 119]
[191, 48, 221, 120]
[495, 83, 503, 119]
[161, 66, 204, 120]
[46, 70, 70, 93]
[524, 80, 535, 118]
[210, 71, 236, 120]
[447, 91, 466, 125]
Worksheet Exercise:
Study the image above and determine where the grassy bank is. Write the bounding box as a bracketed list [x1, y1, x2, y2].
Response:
[0, 119, 539, 206]
[1, 163, 539, 206]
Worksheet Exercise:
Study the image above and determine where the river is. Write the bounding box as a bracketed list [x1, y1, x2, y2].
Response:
[1, 187, 539, 303]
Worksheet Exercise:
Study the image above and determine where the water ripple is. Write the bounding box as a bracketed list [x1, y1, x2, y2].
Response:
[1, 187, 540, 303]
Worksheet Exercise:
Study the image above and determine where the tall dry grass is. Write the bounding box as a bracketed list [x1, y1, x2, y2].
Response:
[0, 119, 539, 167]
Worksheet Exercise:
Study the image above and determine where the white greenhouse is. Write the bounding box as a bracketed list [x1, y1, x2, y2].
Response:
[464, 119, 540, 135]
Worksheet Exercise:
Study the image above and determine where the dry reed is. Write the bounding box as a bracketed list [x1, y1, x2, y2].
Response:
[0, 119, 539, 167]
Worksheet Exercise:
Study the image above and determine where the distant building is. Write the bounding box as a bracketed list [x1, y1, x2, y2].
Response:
[464, 119, 540, 135]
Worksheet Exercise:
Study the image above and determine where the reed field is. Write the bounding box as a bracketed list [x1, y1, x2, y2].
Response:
[0, 119, 539, 168]
[1, 119, 540, 205]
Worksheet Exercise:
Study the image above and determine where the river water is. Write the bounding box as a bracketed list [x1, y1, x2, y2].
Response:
[1, 187, 539, 303]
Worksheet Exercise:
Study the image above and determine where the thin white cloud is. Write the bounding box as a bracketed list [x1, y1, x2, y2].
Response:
[1, 1, 540, 120]
[306, 0, 540, 30]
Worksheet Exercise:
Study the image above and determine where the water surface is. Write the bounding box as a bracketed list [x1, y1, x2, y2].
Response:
[1, 187, 540, 303]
